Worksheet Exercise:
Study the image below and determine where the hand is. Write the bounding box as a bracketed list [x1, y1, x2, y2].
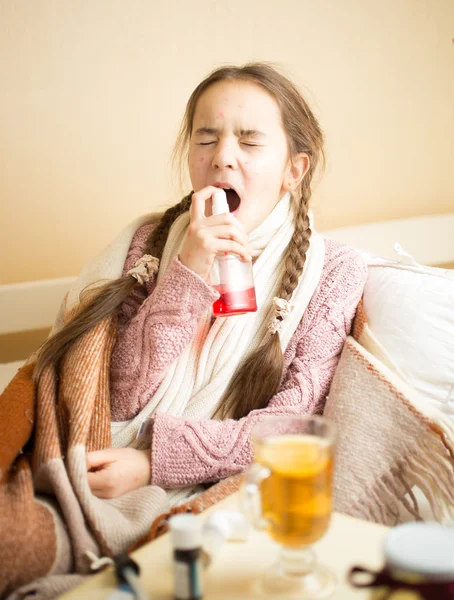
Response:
[86, 448, 151, 499]
[179, 186, 252, 280]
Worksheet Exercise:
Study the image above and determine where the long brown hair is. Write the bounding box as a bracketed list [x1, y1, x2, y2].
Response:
[35, 63, 324, 420]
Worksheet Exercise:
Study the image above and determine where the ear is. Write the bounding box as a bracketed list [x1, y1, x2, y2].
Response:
[282, 153, 310, 192]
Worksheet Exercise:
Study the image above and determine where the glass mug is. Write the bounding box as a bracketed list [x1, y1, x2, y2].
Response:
[241, 415, 337, 599]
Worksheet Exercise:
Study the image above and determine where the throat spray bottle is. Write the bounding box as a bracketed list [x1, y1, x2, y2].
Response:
[210, 189, 257, 317]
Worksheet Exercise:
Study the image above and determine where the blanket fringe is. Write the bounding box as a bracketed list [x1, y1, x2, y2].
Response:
[349, 432, 454, 526]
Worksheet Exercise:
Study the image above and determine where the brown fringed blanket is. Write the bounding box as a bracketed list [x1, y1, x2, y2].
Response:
[0, 311, 244, 599]
[0, 315, 167, 598]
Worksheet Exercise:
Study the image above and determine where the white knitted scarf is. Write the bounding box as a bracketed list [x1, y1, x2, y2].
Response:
[111, 193, 325, 452]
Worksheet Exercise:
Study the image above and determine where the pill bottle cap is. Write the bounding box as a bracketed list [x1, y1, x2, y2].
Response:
[169, 514, 202, 550]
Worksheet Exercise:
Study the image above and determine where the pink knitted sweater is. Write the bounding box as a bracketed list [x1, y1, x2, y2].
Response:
[110, 224, 368, 489]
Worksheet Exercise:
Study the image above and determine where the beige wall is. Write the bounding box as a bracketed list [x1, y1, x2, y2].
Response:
[1, 0, 453, 284]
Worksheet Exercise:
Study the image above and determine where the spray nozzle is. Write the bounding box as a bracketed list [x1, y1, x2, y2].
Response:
[212, 189, 230, 216]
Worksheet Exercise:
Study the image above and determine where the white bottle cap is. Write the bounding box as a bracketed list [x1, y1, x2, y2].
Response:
[169, 514, 203, 550]
[385, 522, 454, 581]
[206, 510, 249, 541]
[212, 189, 229, 216]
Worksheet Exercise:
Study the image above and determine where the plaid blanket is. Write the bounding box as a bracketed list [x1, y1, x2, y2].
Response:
[0, 313, 170, 599]
[325, 301, 454, 525]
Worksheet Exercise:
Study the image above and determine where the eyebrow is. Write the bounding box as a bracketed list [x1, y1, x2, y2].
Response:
[194, 127, 266, 138]
[194, 127, 218, 135]
[240, 129, 265, 138]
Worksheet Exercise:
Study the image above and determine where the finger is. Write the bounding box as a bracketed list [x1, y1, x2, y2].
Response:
[87, 469, 114, 498]
[87, 469, 108, 490]
[86, 449, 113, 470]
[205, 211, 245, 227]
[205, 212, 248, 236]
[213, 239, 253, 262]
[201, 225, 250, 250]
[190, 186, 224, 221]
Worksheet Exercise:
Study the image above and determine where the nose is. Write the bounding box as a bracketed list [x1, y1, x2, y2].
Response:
[212, 138, 238, 171]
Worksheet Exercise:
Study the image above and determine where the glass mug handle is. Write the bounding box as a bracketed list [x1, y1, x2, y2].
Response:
[240, 463, 271, 530]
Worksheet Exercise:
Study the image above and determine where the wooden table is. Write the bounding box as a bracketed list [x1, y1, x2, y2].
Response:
[61, 492, 388, 599]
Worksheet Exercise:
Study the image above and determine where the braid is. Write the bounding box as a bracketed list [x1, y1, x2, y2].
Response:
[279, 183, 312, 302]
[147, 193, 193, 259]
[218, 183, 314, 421]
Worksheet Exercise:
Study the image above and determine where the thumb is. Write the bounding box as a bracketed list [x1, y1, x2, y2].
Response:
[86, 449, 113, 470]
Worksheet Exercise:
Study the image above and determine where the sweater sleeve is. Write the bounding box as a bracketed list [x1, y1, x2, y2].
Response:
[110, 232, 219, 421]
[150, 243, 368, 489]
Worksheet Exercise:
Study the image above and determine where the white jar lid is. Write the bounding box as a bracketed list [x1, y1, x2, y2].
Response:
[169, 514, 203, 550]
[385, 522, 454, 581]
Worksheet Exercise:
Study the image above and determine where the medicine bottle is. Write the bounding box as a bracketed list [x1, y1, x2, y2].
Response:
[169, 514, 203, 600]
[210, 189, 257, 317]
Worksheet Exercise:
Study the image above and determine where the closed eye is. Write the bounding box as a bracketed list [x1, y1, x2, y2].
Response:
[197, 141, 261, 147]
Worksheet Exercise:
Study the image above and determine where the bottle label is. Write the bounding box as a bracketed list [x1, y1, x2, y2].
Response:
[174, 560, 202, 600]
[210, 253, 253, 291]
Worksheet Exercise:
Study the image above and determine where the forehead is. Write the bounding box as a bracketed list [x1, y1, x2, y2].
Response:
[192, 80, 283, 129]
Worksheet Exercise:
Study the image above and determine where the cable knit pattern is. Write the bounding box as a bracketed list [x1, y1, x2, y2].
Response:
[110, 225, 219, 419]
[110, 225, 368, 488]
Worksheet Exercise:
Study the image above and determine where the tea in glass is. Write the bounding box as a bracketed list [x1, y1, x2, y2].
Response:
[256, 433, 333, 547]
[242, 415, 337, 599]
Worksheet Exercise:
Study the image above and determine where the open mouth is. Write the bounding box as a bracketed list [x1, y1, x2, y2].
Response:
[214, 185, 241, 213]
[225, 189, 241, 213]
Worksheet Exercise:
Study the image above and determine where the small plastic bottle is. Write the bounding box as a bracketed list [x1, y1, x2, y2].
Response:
[210, 189, 257, 317]
[169, 514, 203, 600]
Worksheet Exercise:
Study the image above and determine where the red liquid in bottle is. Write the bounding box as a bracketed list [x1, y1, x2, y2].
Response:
[212, 286, 257, 317]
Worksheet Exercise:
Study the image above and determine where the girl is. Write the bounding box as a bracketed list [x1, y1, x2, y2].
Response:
[35, 62, 367, 504]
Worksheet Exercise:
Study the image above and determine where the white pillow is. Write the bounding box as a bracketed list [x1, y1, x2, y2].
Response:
[362, 246, 454, 418]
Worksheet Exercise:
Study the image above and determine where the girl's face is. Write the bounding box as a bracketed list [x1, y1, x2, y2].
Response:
[188, 80, 294, 233]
